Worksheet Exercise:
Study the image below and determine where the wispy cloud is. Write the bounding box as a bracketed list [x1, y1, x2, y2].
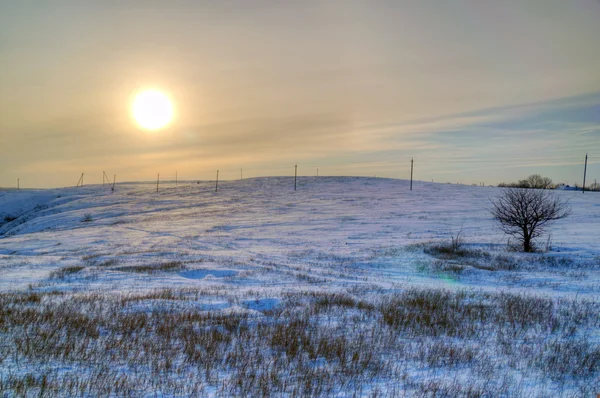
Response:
[2, 1, 600, 187]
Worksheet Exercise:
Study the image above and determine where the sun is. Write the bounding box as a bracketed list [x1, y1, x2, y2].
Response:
[131, 89, 174, 130]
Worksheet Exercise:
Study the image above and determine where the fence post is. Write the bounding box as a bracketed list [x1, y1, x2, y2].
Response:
[582, 153, 588, 194]
[76, 173, 84, 187]
[410, 158, 413, 191]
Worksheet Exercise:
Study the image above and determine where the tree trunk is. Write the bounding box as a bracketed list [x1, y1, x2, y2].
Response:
[523, 235, 532, 252]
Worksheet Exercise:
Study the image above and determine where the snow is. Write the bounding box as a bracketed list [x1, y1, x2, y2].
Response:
[1, 177, 598, 296]
[1, 177, 599, 396]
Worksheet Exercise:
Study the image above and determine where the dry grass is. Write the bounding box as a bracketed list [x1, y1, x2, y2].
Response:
[423, 241, 519, 272]
[112, 261, 185, 274]
[48, 265, 85, 280]
[0, 287, 598, 396]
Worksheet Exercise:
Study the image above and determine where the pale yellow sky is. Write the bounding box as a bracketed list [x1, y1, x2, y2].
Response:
[1, 1, 599, 187]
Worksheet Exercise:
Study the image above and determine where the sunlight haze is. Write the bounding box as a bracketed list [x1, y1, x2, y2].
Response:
[1, 1, 599, 187]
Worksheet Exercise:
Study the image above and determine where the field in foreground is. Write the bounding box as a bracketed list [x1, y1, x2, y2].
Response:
[0, 177, 599, 396]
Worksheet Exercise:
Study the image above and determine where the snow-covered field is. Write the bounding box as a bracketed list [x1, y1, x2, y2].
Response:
[1, 177, 599, 396]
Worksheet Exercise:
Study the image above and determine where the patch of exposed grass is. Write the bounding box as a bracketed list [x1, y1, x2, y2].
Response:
[97, 258, 119, 267]
[430, 260, 466, 274]
[423, 241, 519, 271]
[3, 215, 17, 223]
[49, 266, 85, 280]
[112, 261, 185, 274]
[534, 255, 575, 268]
[424, 242, 478, 260]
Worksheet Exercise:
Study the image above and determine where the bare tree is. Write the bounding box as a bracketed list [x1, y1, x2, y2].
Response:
[526, 174, 554, 189]
[490, 188, 570, 252]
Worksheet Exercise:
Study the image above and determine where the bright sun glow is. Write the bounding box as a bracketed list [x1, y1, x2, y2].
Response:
[132, 89, 174, 130]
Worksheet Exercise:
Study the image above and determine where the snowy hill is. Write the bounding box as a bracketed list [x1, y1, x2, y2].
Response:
[1, 177, 598, 294]
[1, 177, 599, 396]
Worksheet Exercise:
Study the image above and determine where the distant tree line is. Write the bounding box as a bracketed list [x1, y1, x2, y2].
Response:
[587, 181, 600, 191]
[498, 174, 600, 191]
[498, 174, 555, 189]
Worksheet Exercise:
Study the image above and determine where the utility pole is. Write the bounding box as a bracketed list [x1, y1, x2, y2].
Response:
[215, 170, 219, 192]
[294, 165, 297, 191]
[582, 153, 588, 194]
[410, 158, 414, 191]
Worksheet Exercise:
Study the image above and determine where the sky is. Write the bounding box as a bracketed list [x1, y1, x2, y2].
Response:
[1, 0, 599, 188]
